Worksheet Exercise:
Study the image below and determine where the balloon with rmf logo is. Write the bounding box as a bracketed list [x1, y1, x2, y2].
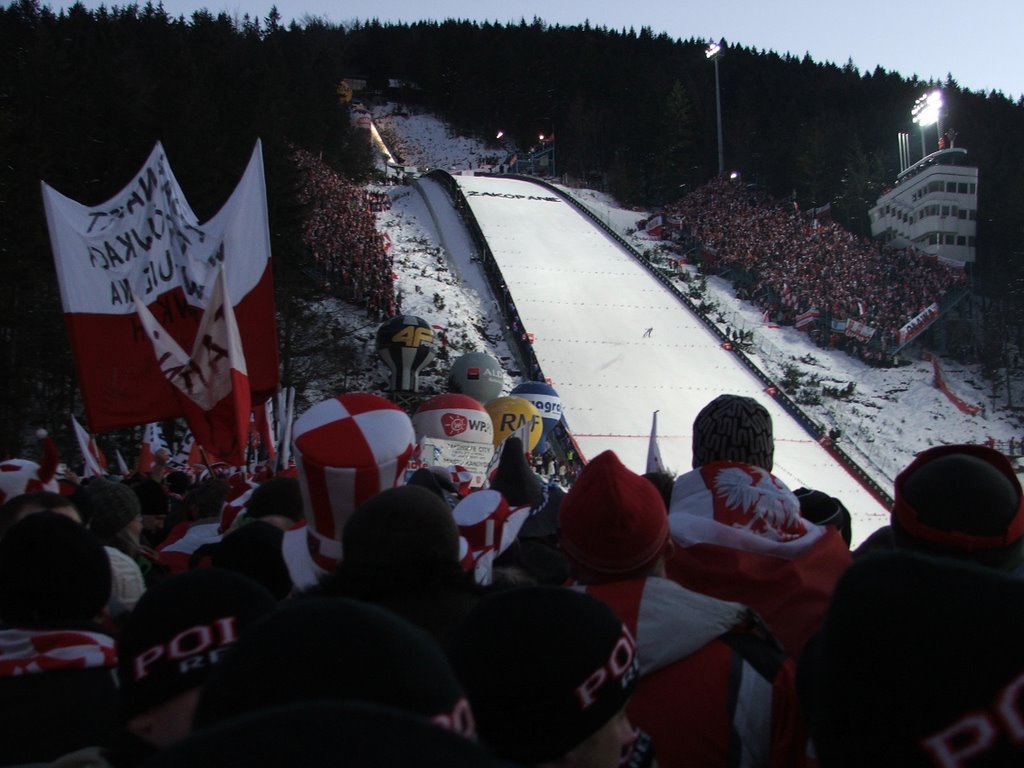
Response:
[376, 315, 436, 392]
[510, 381, 562, 453]
[485, 396, 543, 452]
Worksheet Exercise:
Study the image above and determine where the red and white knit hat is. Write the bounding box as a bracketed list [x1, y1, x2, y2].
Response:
[292, 394, 416, 570]
[0, 430, 60, 506]
[453, 489, 530, 585]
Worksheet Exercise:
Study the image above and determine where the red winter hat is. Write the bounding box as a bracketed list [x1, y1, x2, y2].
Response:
[893, 444, 1024, 557]
[559, 450, 669, 576]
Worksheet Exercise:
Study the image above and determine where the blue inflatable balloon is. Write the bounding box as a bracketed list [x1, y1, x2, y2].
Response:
[510, 381, 562, 453]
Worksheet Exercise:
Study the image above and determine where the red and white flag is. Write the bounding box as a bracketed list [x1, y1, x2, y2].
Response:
[646, 410, 667, 474]
[134, 266, 251, 467]
[114, 449, 130, 477]
[42, 141, 278, 433]
[169, 428, 201, 471]
[138, 422, 170, 475]
[72, 415, 107, 478]
[250, 399, 277, 465]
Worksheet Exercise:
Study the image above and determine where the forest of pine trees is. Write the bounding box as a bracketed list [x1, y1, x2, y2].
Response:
[2, 0, 1023, 454]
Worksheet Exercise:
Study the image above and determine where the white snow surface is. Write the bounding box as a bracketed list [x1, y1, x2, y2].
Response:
[366, 104, 1024, 549]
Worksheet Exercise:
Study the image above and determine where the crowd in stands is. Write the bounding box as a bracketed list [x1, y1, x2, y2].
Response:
[291, 147, 397, 320]
[665, 176, 968, 365]
[3, 390, 1024, 766]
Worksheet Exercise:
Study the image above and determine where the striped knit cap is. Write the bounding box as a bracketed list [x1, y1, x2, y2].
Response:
[692, 394, 774, 471]
[292, 394, 416, 571]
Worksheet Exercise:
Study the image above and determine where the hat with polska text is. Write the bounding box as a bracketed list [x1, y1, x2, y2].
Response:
[116, 568, 276, 721]
[449, 585, 638, 764]
[804, 551, 1024, 766]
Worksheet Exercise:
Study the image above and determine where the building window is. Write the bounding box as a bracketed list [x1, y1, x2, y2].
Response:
[969, 237, 976, 247]
[969, 210, 977, 221]
[958, 209, 967, 219]
[944, 234, 955, 245]
[941, 206, 950, 217]
[956, 236, 966, 246]
[957, 183, 968, 194]
[970, 184, 976, 194]
[946, 181, 957, 192]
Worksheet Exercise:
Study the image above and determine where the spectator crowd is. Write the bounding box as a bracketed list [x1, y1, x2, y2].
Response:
[664, 177, 968, 365]
[2, 390, 1024, 766]
[292, 146, 398, 320]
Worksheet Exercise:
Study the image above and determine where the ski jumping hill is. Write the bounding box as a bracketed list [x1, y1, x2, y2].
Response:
[421, 171, 890, 545]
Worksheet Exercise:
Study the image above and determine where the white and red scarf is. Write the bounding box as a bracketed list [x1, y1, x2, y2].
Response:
[0, 627, 116, 677]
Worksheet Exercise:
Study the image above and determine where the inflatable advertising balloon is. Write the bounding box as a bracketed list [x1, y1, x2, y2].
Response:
[485, 396, 542, 452]
[375, 315, 436, 392]
[449, 352, 505, 404]
[411, 393, 494, 489]
[510, 381, 562, 453]
[412, 394, 494, 446]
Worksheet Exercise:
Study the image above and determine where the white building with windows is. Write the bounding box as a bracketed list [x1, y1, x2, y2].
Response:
[869, 147, 978, 264]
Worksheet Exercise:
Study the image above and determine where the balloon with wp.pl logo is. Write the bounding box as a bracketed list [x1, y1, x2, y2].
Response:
[412, 394, 494, 445]
[375, 315, 436, 392]
[449, 352, 504, 405]
[485, 396, 542, 453]
[510, 381, 562, 453]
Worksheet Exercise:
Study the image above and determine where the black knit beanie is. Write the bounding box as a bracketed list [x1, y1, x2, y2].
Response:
[0, 511, 111, 626]
[193, 597, 475, 739]
[116, 568, 276, 721]
[144, 701, 497, 768]
[341, 484, 462, 580]
[691, 394, 774, 470]
[211, 521, 293, 600]
[87, 478, 142, 540]
[804, 551, 1024, 766]
[449, 585, 639, 764]
[892, 444, 1024, 569]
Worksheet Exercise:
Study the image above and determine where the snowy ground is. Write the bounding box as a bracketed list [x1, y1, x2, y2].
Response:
[363, 103, 1024, 548]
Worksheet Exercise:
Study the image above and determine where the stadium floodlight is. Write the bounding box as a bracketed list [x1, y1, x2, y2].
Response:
[911, 90, 943, 158]
[912, 90, 943, 128]
[496, 130, 504, 140]
[706, 40, 725, 175]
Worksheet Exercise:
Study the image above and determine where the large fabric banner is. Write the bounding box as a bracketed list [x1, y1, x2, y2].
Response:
[42, 141, 278, 432]
[897, 302, 940, 347]
[844, 319, 876, 343]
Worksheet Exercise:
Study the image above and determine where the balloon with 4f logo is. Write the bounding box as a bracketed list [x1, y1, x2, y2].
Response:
[376, 316, 436, 393]
[510, 381, 562, 453]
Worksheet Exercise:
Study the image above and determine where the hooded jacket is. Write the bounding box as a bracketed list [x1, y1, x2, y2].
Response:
[666, 461, 852, 659]
[578, 577, 807, 768]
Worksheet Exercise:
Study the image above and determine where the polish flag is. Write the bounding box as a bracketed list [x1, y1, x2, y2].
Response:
[138, 422, 170, 475]
[134, 266, 251, 467]
[42, 141, 278, 433]
[72, 415, 108, 478]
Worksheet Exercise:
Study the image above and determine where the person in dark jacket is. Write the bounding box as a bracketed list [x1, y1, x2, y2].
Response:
[0, 512, 118, 765]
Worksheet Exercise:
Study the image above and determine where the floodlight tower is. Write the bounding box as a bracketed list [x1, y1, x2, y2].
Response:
[911, 90, 943, 160]
[706, 40, 725, 175]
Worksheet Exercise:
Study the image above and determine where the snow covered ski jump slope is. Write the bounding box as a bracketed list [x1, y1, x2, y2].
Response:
[453, 173, 890, 543]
